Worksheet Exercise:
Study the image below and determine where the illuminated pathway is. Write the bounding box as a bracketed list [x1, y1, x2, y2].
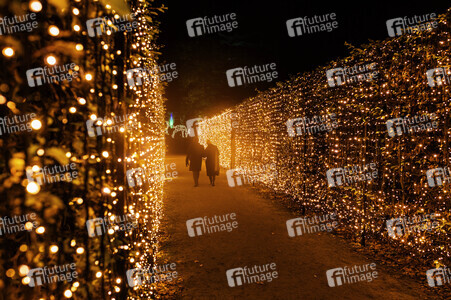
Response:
[160, 156, 432, 299]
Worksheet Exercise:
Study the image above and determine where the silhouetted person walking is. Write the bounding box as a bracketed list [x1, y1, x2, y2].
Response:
[204, 140, 219, 186]
[186, 138, 204, 187]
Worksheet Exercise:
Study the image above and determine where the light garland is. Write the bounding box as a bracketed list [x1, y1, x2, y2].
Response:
[125, 1, 166, 299]
[0, 0, 165, 299]
[200, 9, 451, 270]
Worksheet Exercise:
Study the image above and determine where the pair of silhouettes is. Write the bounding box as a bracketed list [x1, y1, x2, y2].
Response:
[186, 139, 219, 187]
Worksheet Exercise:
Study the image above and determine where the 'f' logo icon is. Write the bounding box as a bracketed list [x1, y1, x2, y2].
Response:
[127, 68, 146, 87]
[26, 68, 45, 87]
[28, 268, 45, 287]
[386, 218, 406, 238]
[326, 168, 345, 187]
[126, 268, 145, 287]
[86, 118, 104, 137]
[326, 268, 344, 287]
[286, 218, 305, 237]
[126, 168, 145, 187]
[426, 68, 449, 87]
[26, 166, 44, 186]
[326, 68, 345, 87]
[226, 169, 243, 187]
[226, 268, 245, 287]
[286, 17, 304, 37]
[386, 118, 406, 137]
[186, 118, 203, 137]
[386, 18, 405, 37]
[86, 18, 107, 37]
[426, 268, 449, 287]
[226, 68, 245, 87]
[86, 217, 106, 237]
[186, 18, 204, 37]
[426, 167, 448, 187]
[186, 217, 204, 237]
[286, 118, 306, 137]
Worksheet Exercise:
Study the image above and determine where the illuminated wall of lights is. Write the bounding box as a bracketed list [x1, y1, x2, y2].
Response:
[200, 10, 450, 268]
[1, 0, 165, 299]
[125, 2, 166, 300]
[199, 110, 234, 169]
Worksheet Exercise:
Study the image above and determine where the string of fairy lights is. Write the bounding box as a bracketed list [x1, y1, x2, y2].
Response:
[198, 110, 234, 169]
[1, 0, 165, 299]
[200, 10, 450, 269]
[125, 2, 165, 299]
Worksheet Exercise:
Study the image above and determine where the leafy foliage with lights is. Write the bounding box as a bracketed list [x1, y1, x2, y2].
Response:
[200, 9, 451, 279]
[0, 0, 166, 299]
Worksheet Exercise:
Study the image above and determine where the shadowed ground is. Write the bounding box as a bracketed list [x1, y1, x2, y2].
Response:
[160, 155, 433, 299]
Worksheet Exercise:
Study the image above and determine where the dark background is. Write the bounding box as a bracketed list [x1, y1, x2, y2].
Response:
[156, 0, 449, 126]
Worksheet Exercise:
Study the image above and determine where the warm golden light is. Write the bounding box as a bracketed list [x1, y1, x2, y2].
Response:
[26, 182, 40, 194]
[31, 119, 42, 130]
[48, 25, 60, 36]
[29, 0, 42, 12]
[50, 245, 59, 253]
[19, 265, 29, 276]
[64, 290, 73, 298]
[46, 55, 57, 65]
[2, 47, 14, 57]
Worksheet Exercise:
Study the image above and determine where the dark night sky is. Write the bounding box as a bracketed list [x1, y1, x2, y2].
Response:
[156, 1, 449, 122]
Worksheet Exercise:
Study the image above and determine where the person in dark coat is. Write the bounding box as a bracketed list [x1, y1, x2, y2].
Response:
[186, 138, 204, 187]
[204, 140, 220, 186]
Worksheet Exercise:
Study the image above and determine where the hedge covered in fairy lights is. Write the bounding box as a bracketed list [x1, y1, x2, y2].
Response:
[200, 9, 451, 270]
[0, 0, 166, 299]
